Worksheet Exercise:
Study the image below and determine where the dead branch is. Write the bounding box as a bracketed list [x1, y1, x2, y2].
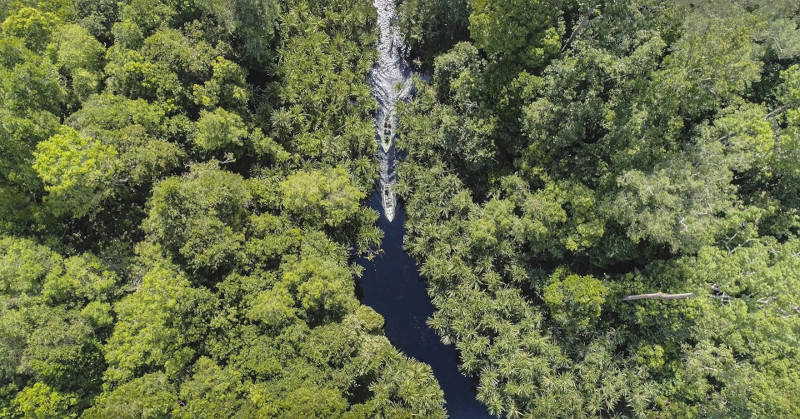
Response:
[764, 103, 791, 120]
[219, 153, 236, 165]
[712, 293, 733, 304]
[623, 292, 697, 301]
[561, 0, 601, 53]
[756, 296, 777, 306]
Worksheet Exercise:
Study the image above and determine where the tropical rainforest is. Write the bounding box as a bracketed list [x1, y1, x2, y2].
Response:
[397, 0, 800, 417]
[0, 0, 799, 418]
[0, 0, 445, 417]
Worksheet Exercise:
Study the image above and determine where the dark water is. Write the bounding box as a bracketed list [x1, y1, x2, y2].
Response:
[356, 191, 491, 418]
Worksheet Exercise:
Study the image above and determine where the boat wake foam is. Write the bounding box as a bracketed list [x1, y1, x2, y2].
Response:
[369, 0, 413, 222]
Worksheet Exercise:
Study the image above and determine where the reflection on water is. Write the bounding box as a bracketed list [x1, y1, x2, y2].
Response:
[356, 191, 491, 418]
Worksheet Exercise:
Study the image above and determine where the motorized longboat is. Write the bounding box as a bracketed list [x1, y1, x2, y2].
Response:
[380, 114, 394, 153]
[382, 182, 395, 222]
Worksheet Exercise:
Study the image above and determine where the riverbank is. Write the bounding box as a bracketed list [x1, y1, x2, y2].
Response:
[356, 191, 491, 418]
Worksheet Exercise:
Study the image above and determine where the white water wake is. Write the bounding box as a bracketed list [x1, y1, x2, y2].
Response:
[369, 0, 413, 222]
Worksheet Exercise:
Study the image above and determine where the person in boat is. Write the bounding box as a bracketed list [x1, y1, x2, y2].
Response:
[383, 186, 394, 209]
[380, 116, 394, 152]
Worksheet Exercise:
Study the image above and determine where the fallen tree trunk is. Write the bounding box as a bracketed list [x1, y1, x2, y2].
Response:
[623, 292, 697, 302]
[561, 0, 600, 53]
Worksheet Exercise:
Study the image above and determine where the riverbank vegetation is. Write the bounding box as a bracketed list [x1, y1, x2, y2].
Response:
[0, 0, 446, 417]
[4, 0, 800, 417]
[397, 0, 800, 417]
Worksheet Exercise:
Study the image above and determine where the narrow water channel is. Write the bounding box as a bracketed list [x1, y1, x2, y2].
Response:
[356, 191, 491, 418]
[362, 0, 491, 416]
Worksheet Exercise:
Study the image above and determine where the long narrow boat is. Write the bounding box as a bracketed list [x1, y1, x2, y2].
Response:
[380, 114, 394, 153]
[382, 182, 395, 222]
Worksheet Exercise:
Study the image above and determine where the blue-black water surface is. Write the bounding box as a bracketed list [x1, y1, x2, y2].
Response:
[356, 191, 491, 418]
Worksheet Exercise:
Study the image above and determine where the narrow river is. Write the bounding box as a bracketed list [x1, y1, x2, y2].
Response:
[356, 191, 491, 418]
[362, 1, 491, 416]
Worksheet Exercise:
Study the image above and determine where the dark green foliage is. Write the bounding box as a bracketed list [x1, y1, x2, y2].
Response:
[0, 237, 117, 416]
[398, 0, 800, 416]
[5, 0, 798, 416]
[143, 162, 251, 273]
[398, 0, 471, 68]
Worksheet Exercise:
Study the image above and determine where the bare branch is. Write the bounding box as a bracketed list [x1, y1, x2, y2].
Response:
[219, 153, 236, 165]
[712, 293, 733, 304]
[764, 103, 791, 120]
[756, 296, 777, 306]
[561, 0, 601, 53]
[623, 292, 697, 302]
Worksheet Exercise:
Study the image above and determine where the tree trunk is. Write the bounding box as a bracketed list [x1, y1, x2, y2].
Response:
[623, 292, 697, 302]
[561, 0, 601, 53]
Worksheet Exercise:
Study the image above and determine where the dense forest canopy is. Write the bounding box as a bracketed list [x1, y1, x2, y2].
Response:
[396, 0, 800, 417]
[1, 0, 799, 417]
[0, 0, 446, 417]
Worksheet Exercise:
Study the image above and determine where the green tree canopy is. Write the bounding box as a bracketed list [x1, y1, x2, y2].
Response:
[33, 126, 118, 217]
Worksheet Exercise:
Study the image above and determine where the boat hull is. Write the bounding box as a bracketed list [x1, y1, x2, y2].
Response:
[382, 183, 396, 222]
[368, 0, 412, 223]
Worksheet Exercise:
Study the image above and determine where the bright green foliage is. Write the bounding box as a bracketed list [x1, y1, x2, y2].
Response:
[365, 357, 446, 418]
[783, 64, 800, 105]
[53, 23, 105, 104]
[0, 237, 116, 415]
[1, 0, 798, 416]
[83, 373, 179, 419]
[0, 236, 60, 297]
[33, 126, 118, 217]
[176, 357, 254, 418]
[247, 282, 296, 330]
[192, 56, 250, 110]
[543, 268, 607, 333]
[193, 107, 248, 151]
[712, 103, 774, 171]
[104, 266, 216, 383]
[278, 166, 362, 228]
[0, 0, 449, 416]
[250, 383, 348, 418]
[281, 252, 357, 325]
[13, 382, 77, 419]
[770, 65, 800, 212]
[1, 7, 59, 52]
[105, 24, 225, 107]
[42, 254, 118, 306]
[67, 94, 185, 187]
[270, 0, 377, 183]
[53, 23, 104, 70]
